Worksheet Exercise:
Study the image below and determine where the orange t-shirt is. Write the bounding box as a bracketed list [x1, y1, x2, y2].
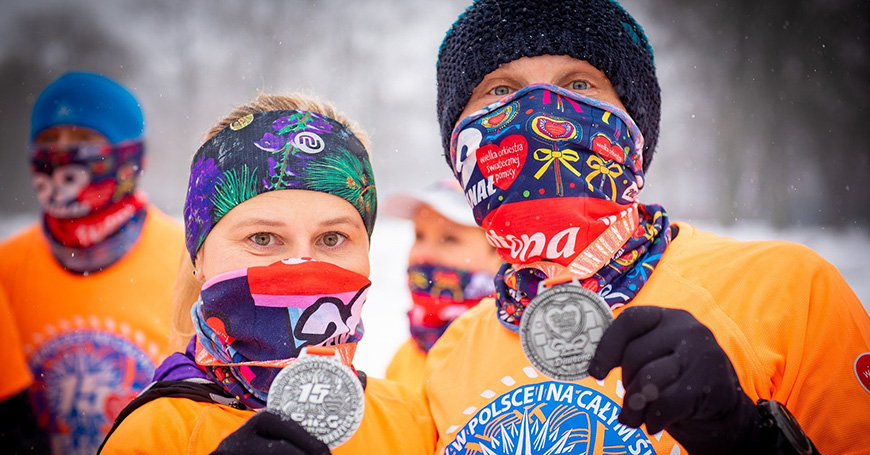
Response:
[0, 285, 32, 401]
[425, 222, 870, 454]
[0, 207, 184, 455]
[100, 376, 436, 454]
[386, 338, 427, 393]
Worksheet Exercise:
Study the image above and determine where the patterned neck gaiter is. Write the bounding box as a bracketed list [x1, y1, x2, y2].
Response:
[30, 141, 146, 273]
[493, 205, 670, 331]
[407, 264, 495, 352]
[191, 258, 370, 409]
[447, 84, 671, 331]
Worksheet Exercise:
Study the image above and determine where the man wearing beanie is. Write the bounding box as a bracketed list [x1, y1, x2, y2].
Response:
[0, 72, 183, 455]
[424, 1, 870, 454]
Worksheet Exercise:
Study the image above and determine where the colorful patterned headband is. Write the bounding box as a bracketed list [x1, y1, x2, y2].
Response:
[183, 110, 377, 262]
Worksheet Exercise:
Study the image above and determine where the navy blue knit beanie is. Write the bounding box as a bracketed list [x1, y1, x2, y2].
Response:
[437, 0, 661, 173]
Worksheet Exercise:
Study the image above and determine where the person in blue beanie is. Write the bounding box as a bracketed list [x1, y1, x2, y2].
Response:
[0, 72, 184, 455]
[423, 1, 869, 454]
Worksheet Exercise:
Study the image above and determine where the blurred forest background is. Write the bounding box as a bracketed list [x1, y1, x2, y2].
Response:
[0, 0, 867, 229]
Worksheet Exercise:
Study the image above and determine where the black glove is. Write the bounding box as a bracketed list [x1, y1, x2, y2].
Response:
[211, 409, 331, 455]
[0, 391, 50, 455]
[588, 306, 770, 455]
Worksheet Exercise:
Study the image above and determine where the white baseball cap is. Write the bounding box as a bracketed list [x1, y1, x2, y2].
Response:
[383, 178, 477, 227]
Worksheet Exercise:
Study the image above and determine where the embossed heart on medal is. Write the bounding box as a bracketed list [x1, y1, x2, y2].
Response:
[519, 283, 614, 381]
[543, 301, 585, 342]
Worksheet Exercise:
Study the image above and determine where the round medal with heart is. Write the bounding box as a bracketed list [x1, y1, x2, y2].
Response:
[519, 283, 613, 381]
[267, 347, 364, 449]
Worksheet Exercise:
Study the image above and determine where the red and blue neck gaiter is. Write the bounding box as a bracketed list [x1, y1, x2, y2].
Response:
[407, 264, 494, 352]
[191, 258, 369, 409]
[448, 84, 671, 331]
[30, 141, 146, 273]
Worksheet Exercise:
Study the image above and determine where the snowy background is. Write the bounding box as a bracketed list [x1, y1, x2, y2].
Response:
[0, 0, 867, 375]
[359, 218, 870, 376]
[1, 214, 868, 376]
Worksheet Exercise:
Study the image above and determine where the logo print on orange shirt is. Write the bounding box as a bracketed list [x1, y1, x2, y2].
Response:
[855, 352, 870, 394]
[443, 381, 656, 455]
[28, 331, 154, 455]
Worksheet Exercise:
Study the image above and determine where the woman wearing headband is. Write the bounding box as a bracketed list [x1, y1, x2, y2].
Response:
[99, 93, 434, 455]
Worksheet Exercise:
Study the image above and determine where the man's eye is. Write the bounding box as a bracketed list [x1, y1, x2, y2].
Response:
[251, 233, 273, 246]
[490, 86, 513, 96]
[321, 232, 346, 247]
[569, 80, 591, 91]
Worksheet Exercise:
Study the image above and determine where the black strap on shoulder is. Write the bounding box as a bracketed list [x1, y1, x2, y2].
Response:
[356, 369, 367, 390]
[97, 379, 247, 454]
[98, 370, 369, 453]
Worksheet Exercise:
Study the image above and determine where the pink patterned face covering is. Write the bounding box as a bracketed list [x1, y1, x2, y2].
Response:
[30, 141, 146, 273]
[191, 258, 370, 409]
[448, 84, 671, 329]
[449, 84, 647, 271]
[407, 263, 495, 352]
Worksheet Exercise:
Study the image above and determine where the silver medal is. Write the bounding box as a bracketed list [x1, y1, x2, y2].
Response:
[267, 348, 365, 449]
[519, 282, 613, 381]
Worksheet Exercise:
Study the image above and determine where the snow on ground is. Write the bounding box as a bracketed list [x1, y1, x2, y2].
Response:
[1, 215, 867, 377]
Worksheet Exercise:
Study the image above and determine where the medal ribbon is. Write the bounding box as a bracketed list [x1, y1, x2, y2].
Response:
[495, 203, 670, 332]
[446, 84, 671, 331]
[194, 341, 357, 369]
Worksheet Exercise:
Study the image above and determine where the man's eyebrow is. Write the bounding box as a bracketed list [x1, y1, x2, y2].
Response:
[560, 69, 605, 80]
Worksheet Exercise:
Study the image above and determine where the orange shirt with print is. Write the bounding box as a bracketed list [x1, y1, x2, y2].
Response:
[0, 286, 32, 401]
[0, 207, 184, 454]
[100, 376, 436, 455]
[425, 222, 870, 455]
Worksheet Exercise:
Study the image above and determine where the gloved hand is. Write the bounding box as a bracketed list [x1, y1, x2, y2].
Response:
[211, 409, 331, 455]
[587, 306, 767, 455]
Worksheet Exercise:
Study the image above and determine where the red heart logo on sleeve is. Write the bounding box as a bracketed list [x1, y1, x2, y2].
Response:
[591, 134, 626, 164]
[476, 134, 528, 190]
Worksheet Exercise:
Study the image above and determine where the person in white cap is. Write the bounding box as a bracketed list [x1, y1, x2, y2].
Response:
[382, 178, 501, 391]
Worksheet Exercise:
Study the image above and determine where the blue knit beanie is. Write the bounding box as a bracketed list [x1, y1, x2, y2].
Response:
[31, 72, 144, 144]
[436, 0, 660, 173]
